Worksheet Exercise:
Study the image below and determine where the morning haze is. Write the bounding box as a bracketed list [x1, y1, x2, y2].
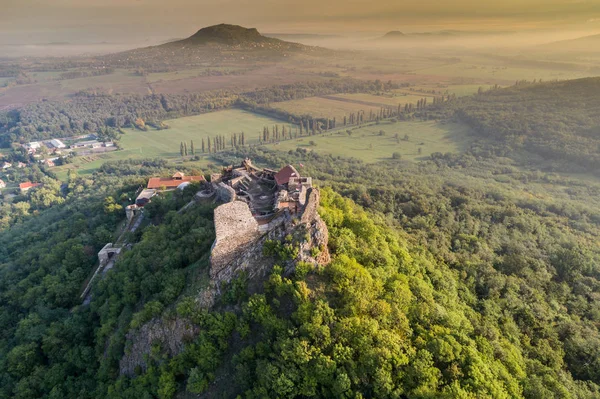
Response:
[2, 0, 600, 47]
[2, 1, 600, 399]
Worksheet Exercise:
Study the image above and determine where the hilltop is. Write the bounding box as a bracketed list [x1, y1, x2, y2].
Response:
[100, 23, 321, 69]
[382, 30, 406, 38]
[172, 24, 279, 46]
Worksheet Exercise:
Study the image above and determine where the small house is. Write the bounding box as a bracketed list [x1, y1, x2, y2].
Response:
[19, 182, 41, 193]
[0, 179, 6, 189]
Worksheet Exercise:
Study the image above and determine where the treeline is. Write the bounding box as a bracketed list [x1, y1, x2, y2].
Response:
[0, 90, 238, 146]
[58, 68, 114, 80]
[240, 79, 397, 103]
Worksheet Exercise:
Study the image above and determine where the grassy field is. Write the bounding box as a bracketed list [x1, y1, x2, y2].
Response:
[326, 93, 430, 107]
[264, 120, 473, 163]
[57, 69, 148, 93]
[54, 109, 286, 178]
[0, 77, 14, 86]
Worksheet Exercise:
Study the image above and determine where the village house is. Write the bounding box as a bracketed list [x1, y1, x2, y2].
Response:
[0, 179, 6, 189]
[49, 139, 66, 149]
[27, 142, 41, 150]
[17, 162, 26, 168]
[147, 172, 204, 190]
[71, 140, 100, 149]
[71, 140, 115, 150]
[2, 162, 12, 170]
[19, 182, 41, 193]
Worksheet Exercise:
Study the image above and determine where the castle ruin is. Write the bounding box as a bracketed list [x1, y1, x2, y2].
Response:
[208, 158, 329, 288]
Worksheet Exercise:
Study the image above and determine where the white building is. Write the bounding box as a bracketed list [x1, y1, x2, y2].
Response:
[0, 179, 6, 189]
[49, 139, 66, 149]
[2, 162, 11, 170]
[28, 142, 41, 150]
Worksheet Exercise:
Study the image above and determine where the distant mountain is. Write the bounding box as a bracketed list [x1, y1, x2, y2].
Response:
[163, 24, 305, 50]
[101, 24, 322, 69]
[380, 30, 513, 40]
[382, 31, 406, 39]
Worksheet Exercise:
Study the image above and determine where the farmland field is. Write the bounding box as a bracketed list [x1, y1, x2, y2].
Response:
[146, 67, 246, 83]
[272, 97, 385, 121]
[264, 120, 473, 163]
[54, 109, 286, 178]
[325, 93, 429, 108]
[57, 69, 148, 93]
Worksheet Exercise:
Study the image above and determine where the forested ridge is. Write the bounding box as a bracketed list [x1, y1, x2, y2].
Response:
[426, 77, 600, 171]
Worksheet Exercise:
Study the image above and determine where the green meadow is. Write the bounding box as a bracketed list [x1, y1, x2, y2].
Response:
[265, 120, 473, 163]
[55, 109, 285, 178]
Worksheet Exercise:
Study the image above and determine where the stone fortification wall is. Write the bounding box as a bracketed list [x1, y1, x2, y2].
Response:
[206, 188, 330, 298]
[215, 182, 236, 203]
[210, 201, 260, 279]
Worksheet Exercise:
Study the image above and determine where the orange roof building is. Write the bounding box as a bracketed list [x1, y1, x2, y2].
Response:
[19, 182, 41, 192]
[274, 165, 299, 186]
[147, 172, 204, 190]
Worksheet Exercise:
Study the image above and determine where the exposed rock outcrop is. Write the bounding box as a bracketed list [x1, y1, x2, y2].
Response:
[119, 317, 198, 376]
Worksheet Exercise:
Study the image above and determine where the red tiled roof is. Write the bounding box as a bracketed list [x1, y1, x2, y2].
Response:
[274, 165, 299, 186]
[147, 176, 204, 189]
[19, 182, 41, 190]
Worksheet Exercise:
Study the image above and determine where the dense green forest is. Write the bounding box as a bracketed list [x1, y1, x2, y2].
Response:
[2, 77, 600, 398]
[2, 143, 600, 397]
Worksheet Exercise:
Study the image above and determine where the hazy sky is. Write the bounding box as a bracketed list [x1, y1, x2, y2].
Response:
[2, 0, 600, 44]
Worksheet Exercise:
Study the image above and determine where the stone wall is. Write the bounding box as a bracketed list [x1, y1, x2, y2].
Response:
[210, 201, 261, 280]
[215, 182, 236, 203]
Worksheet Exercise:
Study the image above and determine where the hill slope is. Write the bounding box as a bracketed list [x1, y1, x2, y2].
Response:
[428, 77, 600, 171]
[539, 34, 600, 53]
